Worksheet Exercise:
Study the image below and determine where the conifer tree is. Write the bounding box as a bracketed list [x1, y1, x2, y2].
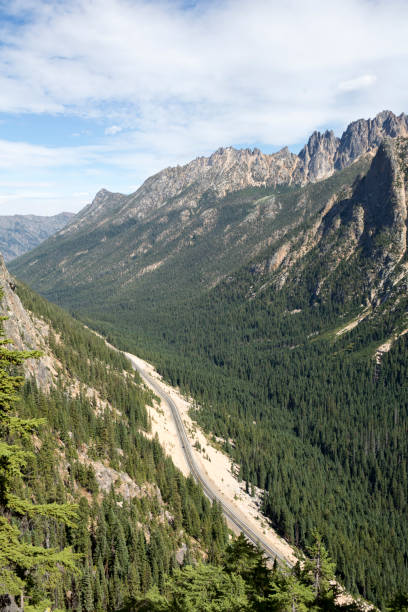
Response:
[81, 562, 93, 612]
[0, 306, 79, 609]
[387, 592, 408, 612]
[302, 531, 336, 598]
[224, 533, 270, 598]
[267, 570, 315, 612]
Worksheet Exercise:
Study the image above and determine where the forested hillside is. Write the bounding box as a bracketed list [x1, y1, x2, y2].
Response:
[9, 129, 408, 606]
[0, 268, 228, 611]
[133, 533, 374, 611]
[109, 141, 408, 606]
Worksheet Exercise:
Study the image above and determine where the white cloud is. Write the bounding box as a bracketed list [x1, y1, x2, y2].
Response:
[338, 74, 377, 92]
[0, 0, 407, 215]
[0, 1, 406, 136]
[105, 125, 122, 135]
[0, 192, 60, 201]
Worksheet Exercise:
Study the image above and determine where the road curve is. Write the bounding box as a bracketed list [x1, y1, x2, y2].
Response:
[125, 352, 291, 566]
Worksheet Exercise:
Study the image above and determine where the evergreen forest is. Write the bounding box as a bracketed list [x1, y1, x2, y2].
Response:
[1, 283, 228, 610]
[60, 244, 408, 607]
[9, 142, 408, 607]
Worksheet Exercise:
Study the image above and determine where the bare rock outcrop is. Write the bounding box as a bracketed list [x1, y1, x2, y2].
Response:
[267, 137, 408, 306]
[62, 111, 408, 233]
[59, 188, 126, 235]
[111, 145, 301, 225]
[0, 255, 54, 387]
[298, 130, 340, 182]
[79, 452, 163, 502]
[297, 111, 408, 183]
[335, 110, 408, 171]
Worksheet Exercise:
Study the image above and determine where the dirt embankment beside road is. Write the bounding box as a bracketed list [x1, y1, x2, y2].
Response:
[125, 352, 297, 566]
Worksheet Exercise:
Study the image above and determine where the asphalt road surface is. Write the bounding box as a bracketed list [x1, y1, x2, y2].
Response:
[125, 352, 291, 566]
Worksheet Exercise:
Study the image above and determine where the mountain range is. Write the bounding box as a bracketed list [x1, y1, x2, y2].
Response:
[0, 211, 74, 261]
[9, 109, 408, 606]
[55, 109, 408, 236]
[9, 111, 407, 309]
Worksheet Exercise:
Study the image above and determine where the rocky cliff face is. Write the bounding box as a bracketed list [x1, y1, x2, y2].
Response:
[0, 254, 55, 387]
[335, 110, 408, 170]
[0, 212, 74, 261]
[64, 110, 408, 236]
[298, 110, 408, 182]
[264, 137, 408, 306]
[298, 130, 340, 182]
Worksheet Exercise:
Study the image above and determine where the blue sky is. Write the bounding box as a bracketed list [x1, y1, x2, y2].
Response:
[0, 0, 407, 215]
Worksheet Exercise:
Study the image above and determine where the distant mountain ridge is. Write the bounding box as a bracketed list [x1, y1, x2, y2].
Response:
[9, 110, 408, 604]
[62, 110, 408, 237]
[0, 211, 74, 261]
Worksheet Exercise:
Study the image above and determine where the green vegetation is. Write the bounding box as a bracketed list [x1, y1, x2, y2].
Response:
[125, 269, 408, 608]
[1, 283, 228, 610]
[133, 532, 368, 612]
[0, 295, 79, 611]
[9, 149, 408, 605]
[9, 156, 370, 315]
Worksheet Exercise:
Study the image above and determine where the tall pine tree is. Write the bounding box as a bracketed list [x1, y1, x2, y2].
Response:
[0, 305, 79, 610]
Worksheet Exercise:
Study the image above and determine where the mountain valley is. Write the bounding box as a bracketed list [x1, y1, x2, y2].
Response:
[8, 110, 408, 607]
[0, 256, 229, 610]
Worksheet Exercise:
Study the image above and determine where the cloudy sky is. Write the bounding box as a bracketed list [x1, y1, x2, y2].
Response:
[0, 0, 407, 215]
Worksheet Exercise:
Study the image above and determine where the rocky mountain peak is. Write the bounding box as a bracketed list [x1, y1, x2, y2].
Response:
[335, 110, 408, 171]
[295, 110, 408, 184]
[92, 188, 114, 203]
[61, 188, 127, 235]
[53, 110, 408, 233]
[87, 188, 128, 213]
[305, 129, 338, 153]
[298, 129, 340, 182]
[275, 146, 292, 158]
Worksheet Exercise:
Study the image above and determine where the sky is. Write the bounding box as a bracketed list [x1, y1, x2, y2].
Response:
[0, 0, 407, 216]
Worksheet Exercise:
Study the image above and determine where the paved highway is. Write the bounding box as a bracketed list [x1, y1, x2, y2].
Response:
[125, 352, 291, 566]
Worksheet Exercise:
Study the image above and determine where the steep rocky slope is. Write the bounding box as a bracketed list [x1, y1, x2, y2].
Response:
[0, 257, 228, 610]
[1, 254, 55, 387]
[256, 137, 408, 305]
[9, 116, 408, 606]
[59, 110, 408, 236]
[10, 111, 408, 310]
[0, 211, 74, 261]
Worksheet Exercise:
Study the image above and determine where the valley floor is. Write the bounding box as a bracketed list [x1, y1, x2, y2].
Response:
[125, 352, 297, 566]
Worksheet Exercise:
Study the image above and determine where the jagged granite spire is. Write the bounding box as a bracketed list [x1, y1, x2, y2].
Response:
[298, 130, 340, 181]
[29, 110, 408, 238]
[334, 110, 408, 170]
